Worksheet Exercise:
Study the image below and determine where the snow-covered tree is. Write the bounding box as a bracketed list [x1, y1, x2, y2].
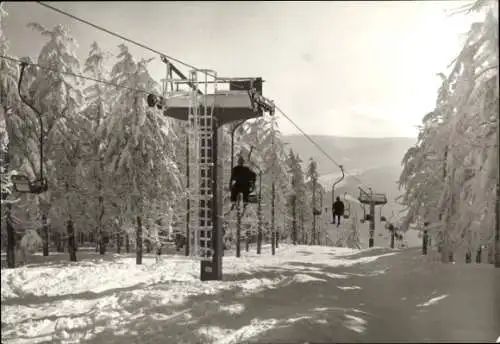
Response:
[77, 41, 116, 254]
[399, 0, 498, 264]
[305, 157, 325, 245]
[237, 115, 292, 246]
[103, 44, 183, 264]
[1, 4, 34, 268]
[26, 22, 84, 257]
[0, 3, 22, 206]
[286, 149, 310, 244]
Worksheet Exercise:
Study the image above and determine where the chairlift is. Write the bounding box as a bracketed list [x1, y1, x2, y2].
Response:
[357, 189, 387, 206]
[247, 188, 259, 204]
[11, 173, 48, 195]
[14, 60, 49, 195]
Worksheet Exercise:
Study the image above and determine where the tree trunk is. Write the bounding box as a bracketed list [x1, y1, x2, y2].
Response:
[271, 180, 276, 255]
[6, 204, 16, 269]
[257, 189, 263, 254]
[74, 231, 78, 253]
[126, 233, 130, 253]
[116, 230, 121, 254]
[476, 246, 482, 263]
[67, 219, 77, 262]
[421, 230, 427, 254]
[55, 232, 64, 252]
[95, 230, 99, 252]
[487, 244, 494, 264]
[312, 178, 316, 245]
[99, 230, 107, 255]
[440, 232, 453, 263]
[136, 215, 143, 265]
[300, 211, 305, 245]
[245, 230, 250, 252]
[98, 195, 105, 255]
[42, 214, 49, 256]
[465, 250, 472, 264]
[292, 195, 297, 245]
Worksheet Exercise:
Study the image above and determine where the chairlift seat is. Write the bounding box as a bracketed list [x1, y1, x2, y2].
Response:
[247, 193, 259, 204]
[11, 175, 48, 194]
[358, 191, 387, 205]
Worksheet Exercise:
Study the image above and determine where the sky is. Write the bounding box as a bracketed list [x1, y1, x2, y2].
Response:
[2, 1, 483, 138]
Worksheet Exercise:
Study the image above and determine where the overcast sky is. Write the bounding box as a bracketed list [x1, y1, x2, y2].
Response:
[3, 1, 481, 138]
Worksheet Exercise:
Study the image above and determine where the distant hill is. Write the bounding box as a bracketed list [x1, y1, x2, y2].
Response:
[282, 134, 416, 225]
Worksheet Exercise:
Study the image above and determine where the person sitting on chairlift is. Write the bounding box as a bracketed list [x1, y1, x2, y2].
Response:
[332, 196, 345, 227]
[229, 156, 257, 212]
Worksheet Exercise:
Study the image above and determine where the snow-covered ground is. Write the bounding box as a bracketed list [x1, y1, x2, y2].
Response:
[1, 244, 397, 344]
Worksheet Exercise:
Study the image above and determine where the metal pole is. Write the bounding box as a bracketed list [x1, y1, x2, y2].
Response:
[230, 121, 246, 179]
[496, 75, 500, 267]
[312, 176, 316, 245]
[236, 200, 241, 258]
[369, 189, 375, 248]
[271, 178, 276, 255]
[331, 184, 335, 224]
[270, 118, 276, 254]
[185, 133, 190, 256]
[319, 189, 323, 245]
[292, 177, 297, 245]
[212, 123, 223, 278]
[331, 166, 344, 224]
[257, 172, 263, 254]
[18, 62, 44, 182]
[230, 131, 235, 187]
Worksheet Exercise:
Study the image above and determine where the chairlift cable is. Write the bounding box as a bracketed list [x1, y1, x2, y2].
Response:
[0, 55, 162, 98]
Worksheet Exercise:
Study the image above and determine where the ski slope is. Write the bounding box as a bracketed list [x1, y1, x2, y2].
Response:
[1, 244, 398, 344]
